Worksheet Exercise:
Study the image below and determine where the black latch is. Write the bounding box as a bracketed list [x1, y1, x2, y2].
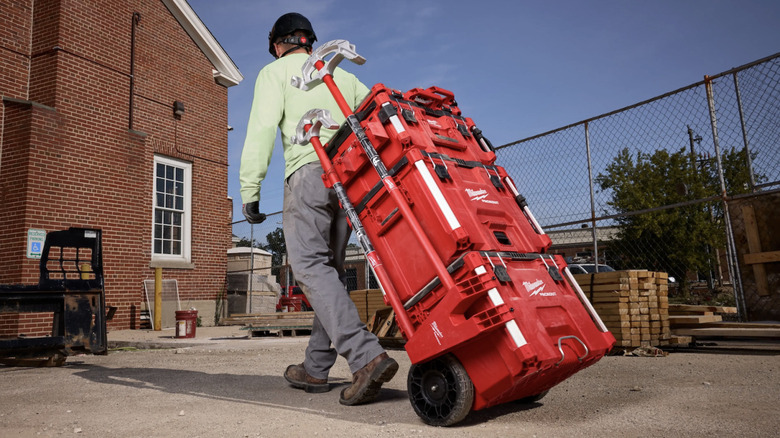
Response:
[433, 163, 451, 180]
[401, 108, 417, 124]
[548, 266, 563, 282]
[378, 103, 398, 125]
[490, 174, 502, 189]
[493, 265, 511, 282]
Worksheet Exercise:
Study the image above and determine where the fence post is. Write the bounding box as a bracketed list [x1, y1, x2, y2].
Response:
[249, 223, 254, 313]
[705, 76, 747, 320]
[584, 122, 600, 268]
[732, 72, 757, 192]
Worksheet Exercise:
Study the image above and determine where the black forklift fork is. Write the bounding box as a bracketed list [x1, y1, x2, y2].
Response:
[0, 228, 109, 366]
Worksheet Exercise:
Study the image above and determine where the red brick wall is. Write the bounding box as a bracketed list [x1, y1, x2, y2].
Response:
[0, 0, 231, 332]
[0, 0, 32, 99]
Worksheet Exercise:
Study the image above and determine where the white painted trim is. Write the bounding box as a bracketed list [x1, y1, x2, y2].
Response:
[152, 155, 193, 264]
[161, 0, 243, 87]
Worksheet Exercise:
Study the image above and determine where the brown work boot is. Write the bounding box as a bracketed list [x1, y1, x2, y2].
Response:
[339, 353, 398, 406]
[284, 363, 329, 393]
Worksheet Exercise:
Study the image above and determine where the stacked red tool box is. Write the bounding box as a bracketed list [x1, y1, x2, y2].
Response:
[294, 41, 615, 426]
[324, 83, 615, 423]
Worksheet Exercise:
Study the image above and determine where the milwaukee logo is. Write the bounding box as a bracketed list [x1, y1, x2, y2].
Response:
[524, 279, 547, 297]
[431, 321, 444, 346]
[466, 188, 488, 201]
[466, 188, 499, 204]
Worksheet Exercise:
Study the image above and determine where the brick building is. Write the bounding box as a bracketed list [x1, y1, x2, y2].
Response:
[0, 0, 242, 331]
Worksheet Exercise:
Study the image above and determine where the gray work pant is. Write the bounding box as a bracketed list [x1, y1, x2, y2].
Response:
[283, 162, 385, 379]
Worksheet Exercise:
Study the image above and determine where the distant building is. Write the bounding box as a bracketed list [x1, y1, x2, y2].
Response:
[0, 0, 242, 330]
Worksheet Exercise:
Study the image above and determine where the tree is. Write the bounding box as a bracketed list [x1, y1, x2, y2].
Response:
[235, 237, 260, 248]
[260, 227, 286, 277]
[595, 145, 757, 294]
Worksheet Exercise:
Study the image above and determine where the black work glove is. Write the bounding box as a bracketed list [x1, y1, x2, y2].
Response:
[242, 201, 266, 224]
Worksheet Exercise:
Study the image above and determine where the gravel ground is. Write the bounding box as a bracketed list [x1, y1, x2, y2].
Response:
[1, 329, 778, 437]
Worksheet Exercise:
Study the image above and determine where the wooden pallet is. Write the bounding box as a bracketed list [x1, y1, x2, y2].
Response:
[223, 312, 315, 337]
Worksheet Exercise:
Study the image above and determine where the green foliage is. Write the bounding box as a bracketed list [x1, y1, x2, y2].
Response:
[260, 227, 286, 276]
[596, 145, 757, 293]
[235, 237, 260, 248]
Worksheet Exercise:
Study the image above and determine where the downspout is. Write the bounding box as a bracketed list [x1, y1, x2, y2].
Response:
[129, 12, 141, 130]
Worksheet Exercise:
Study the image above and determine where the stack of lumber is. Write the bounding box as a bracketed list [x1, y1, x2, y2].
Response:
[573, 270, 670, 348]
[667, 304, 780, 340]
[349, 289, 386, 324]
[221, 312, 314, 336]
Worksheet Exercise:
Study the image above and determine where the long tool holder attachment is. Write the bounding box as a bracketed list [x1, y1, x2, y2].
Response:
[292, 109, 414, 337]
[292, 40, 461, 336]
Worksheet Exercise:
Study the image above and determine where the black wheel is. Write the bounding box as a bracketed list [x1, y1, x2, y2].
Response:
[515, 390, 549, 404]
[407, 354, 474, 427]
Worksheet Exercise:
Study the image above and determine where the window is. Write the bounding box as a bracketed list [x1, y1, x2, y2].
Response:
[152, 155, 192, 264]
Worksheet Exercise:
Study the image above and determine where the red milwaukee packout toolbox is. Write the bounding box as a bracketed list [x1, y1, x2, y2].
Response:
[291, 40, 615, 426]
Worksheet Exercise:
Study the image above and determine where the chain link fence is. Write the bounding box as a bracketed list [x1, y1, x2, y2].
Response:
[496, 52, 779, 320]
[232, 52, 779, 320]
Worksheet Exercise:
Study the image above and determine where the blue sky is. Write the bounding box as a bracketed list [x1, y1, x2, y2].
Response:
[186, 0, 780, 220]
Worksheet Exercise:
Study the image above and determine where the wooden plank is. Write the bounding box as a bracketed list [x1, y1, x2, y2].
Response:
[672, 327, 780, 339]
[687, 321, 780, 329]
[228, 311, 315, 319]
[669, 315, 723, 326]
[741, 204, 770, 296]
[668, 304, 737, 314]
[744, 250, 780, 265]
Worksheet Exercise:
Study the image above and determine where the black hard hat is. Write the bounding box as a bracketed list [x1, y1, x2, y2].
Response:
[268, 13, 317, 58]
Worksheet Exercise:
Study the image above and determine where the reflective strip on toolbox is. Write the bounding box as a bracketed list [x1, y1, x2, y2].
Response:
[481, 264, 526, 349]
[414, 160, 460, 231]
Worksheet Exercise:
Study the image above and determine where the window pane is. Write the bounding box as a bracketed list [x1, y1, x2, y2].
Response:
[175, 196, 183, 210]
[175, 168, 184, 182]
[173, 212, 181, 226]
[154, 239, 162, 254]
[154, 224, 162, 239]
[156, 163, 164, 177]
[166, 194, 174, 208]
[155, 209, 162, 224]
[156, 178, 164, 193]
[172, 241, 181, 255]
[156, 193, 164, 207]
[163, 225, 171, 240]
[164, 211, 172, 225]
[172, 226, 181, 241]
[166, 166, 173, 179]
[163, 240, 171, 254]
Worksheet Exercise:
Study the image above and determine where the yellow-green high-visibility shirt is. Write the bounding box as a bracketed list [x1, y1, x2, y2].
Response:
[239, 52, 370, 204]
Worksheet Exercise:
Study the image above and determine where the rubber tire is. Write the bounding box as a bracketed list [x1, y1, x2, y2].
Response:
[407, 354, 474, 427]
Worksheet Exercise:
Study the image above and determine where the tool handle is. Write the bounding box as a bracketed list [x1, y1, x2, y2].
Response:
[291, 39, 365, 91]
[403, 86, 456, 109]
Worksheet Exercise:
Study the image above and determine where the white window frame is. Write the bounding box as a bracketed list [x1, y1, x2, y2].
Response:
[151, 155, 192, 265]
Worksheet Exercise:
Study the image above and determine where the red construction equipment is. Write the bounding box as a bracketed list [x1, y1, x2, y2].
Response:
[291, 39, 615, 426]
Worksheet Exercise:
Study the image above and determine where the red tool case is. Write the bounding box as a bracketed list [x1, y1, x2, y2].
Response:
[292, 40, 615, 426]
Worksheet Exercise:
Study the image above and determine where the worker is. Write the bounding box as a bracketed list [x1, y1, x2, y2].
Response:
[239, 12, 398, 406]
